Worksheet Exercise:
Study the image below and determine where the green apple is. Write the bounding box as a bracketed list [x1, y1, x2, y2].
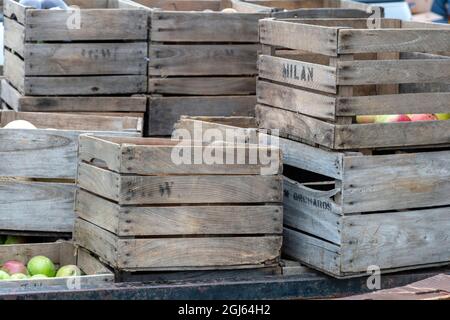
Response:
[56, 265, 82, 277]
[436, 113, 450, 121]
[10, 273, 28, 280]
[27, 256, 56, 277]
[4, 236, 27, 245]
[30, 274, 48, 279]
[0, 270, 11, 280]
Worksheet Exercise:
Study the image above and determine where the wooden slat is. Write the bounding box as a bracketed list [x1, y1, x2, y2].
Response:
[259, 19, 339, 56]
[334, 121, 450, 149]
[150, 11, 267, 42]
[257, 80, 336, 120]
[25, 9, 148, 41]
[0, 242, 63, 265]
[342, 150, 450, 213]
[337, 59, 450, 85]
[273, 8, 373, 19]
[23, 75, 147, 95]
[259, 55, 337, 94]
[75, 189, 283, 236]
[284, 177, 341, 244]
[147, 95, 255, 136]
[4, 50, 25, 94]
[341, 207, 450, 273]
[0, 179, 75, 233]
[149, 44, 258, 76]
[133, 0, 222, 11]
[4, 17, 25, 57]
[77, 162, 283, 205]
[149, 77, 256, 95]
[256, 104, 335, 148]
[338, 29, 450, 54]
[4, 0, 26, 24]
[24, 42, 147, 76]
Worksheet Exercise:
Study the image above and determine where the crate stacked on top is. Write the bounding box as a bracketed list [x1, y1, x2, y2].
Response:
[255, 17, 450, 277]
[74, 135, 283, 278]
[0, 111, 142, 236]
[1, 0, 147, 119]
[245, 0, 381, 19]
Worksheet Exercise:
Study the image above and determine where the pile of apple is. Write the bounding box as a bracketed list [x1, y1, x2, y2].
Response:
[357, 113, 450, 124]
[0, 256, 82, 281]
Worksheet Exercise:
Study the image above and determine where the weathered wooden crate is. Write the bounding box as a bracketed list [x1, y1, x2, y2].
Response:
[3, 0, 148, 96]
[1, 79, 148, 113]
[0, 111, 142, 234]
[256, 18, 450, 150]
[74, 135, 283, 272]
[0, 241, 113, 292]
[175, 116, 450, 278]
[245, 0, 381, 18]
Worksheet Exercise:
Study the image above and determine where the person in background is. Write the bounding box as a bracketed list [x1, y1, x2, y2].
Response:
[431, 0, 449, 22]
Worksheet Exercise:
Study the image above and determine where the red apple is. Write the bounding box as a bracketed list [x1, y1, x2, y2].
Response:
[1, 260, 28, 275]
[383, 114, 411, 123]
[409, 114, 438, 122]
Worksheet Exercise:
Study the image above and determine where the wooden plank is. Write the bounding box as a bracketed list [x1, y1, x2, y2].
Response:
[150, 11, 267, 42]
[23, 75, 147, 95]
[341, 207, 450, 273]
[3, 17, 25, 57]
[338, 29, 450, 54]
[77, 162, 283, 205]
[0, 242, 63, 265]
[342, 150, 450, 213]
[283, 177, 341, 244]
[0, 111, 143, 132]
[257, 80, 336, 120]
[79, 135, 282, 175]
[0, 179, 75, 233]
[149, 44, 258, 76]
[133, 0, 222, 11]
[273, 8, 373, 19]
[336, 92, 450, 116]
[259, 55, 337, 94]
[0, 81, 147, 112]
[279, 137, 344, 179]
[4, 50, 25, 94]
[149, 77, 256, 95]
[25, 9, 148, 41]
[282, 227, 341, 276]
[147, 95, 256, 136]
[337, 59, 450, 85]
[256, 104, 336, 148]
[334, 121, 450, 150]
[75, 189, 283, 236]
[4, 0, 26, 24]
[259, 19, 339, 55]
[24, 42, 147, 76]
[77, 247, 114, 278]
[229, 0, 274, 13]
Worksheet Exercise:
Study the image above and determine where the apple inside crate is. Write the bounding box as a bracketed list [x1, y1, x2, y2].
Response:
[74, 135, 283, 272]
[0, 241, 113, 292]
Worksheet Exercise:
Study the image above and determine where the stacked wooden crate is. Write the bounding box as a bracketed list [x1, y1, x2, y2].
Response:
[256, 18, 450, 277]
[74, 135, 283, 278]
[0, 111, 142, 236]
[1, 0, 147, 118]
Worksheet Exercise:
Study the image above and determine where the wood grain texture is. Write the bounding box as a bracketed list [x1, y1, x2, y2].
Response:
[77, 162, 282, 205]
[149, 77, 256, 95]
[0, 179, 75, 233]
[258, 55, 337, 94]
[147, 95, 256, 136]
[256, 104, 335, 148]
[75, 189, 283, 236]
[150, 11, 267, 42]
[149, 44, 258, 76]
[257, 80, 336, 120]
[341, 207, 450, 273]
[4, 17, 25, 57]
[24, 42, 147, 76]
[342, 150, 450, 213]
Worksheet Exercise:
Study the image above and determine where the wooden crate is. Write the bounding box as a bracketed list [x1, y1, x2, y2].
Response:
[1, 79, 147, 113]
[0, 111, 142, 234]
[175, 116, 450, 278]
[256, 18, 450, 150]
[3, 0, 148, 96]
[74, 135, 283, 272]
[0, 241, 113, 292]
[245, 0, 381, 18]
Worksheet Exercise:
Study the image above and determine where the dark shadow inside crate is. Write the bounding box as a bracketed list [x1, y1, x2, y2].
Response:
[283, 164, 335, 189]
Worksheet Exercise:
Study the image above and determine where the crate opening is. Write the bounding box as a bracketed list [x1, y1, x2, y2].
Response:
[283, 164, 335, 188]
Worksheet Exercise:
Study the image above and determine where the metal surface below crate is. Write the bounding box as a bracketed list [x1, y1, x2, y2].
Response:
[256, 18, 450, 150]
